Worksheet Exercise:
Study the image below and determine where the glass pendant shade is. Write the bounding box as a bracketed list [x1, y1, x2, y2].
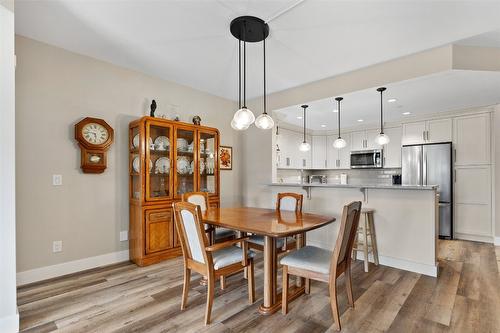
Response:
[333, 137, 347, 149]
[233, 107, 255, 127]
[375, 133, 390, 145]
[298, 141, 311, 152]
[255, 113, 274, 130]
[231, 118, 249, 131]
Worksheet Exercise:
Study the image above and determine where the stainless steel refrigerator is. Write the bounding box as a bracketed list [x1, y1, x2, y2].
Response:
[402, 142, 453, 239]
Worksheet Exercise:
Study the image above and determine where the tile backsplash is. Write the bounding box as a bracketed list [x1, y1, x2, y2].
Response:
[275, 168, 401, 185]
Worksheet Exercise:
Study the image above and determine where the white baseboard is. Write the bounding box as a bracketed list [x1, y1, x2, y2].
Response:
[0, 313, 19, 333]
[495, 237, 500, 246]
[307, 240, 438, 277]
[454, 232, 493, 244]
[17, 250, 129, 286]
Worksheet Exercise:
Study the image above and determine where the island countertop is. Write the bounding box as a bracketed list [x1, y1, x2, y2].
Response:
[269, 183, 438, 190]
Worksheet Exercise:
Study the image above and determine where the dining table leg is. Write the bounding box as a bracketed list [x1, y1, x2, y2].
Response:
[259, 235, 277, 314]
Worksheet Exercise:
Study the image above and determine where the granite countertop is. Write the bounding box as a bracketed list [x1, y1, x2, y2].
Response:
[269, 183, 438, 190]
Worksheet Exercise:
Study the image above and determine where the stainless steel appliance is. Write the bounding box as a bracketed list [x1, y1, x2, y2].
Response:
[402, 142, 453, 239]
[310, 175, 327, 184]
[350, 149, 383, 169]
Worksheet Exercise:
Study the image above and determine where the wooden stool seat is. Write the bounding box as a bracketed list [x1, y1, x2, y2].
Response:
[352, 208, 379, 272]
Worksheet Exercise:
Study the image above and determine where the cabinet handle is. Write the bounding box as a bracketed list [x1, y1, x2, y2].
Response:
[422, 131, 425, 141]
[454, 148, 456, 163]
[426, 131, 430, 141]
[383, 156, 386, 167]
[325, 160, 327, 168]
[286, 157, 290, 167]
[303, 159, 306, 167]
[454, 169, 456, 183]
[337, 159, 340, 168]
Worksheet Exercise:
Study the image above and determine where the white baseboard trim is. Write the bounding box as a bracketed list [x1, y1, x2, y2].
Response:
[495, 237, 500, 246]
[0, 313, 19, 333]
[17, 250, 129, 286]
[454, 232, 493, 244]
[307, 240, 438, 277]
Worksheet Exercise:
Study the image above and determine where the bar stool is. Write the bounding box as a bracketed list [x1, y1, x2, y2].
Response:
[352, 208, 379, 272]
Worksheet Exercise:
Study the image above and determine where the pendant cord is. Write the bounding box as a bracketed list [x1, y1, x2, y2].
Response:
[243, 22, 247, 108]
[238, 39, 241, 109]
[263, 36, 267, 115]
[302, 106, 306, 142]
[380, 89, 384, 134]
[338, 99, 341, 139]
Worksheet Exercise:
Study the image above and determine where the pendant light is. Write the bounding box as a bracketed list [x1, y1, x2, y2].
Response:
[231, 40, 249, 131]
[230, 16, 272, 130]
[333, 97, 347, 149]
[255, 36, 274, 130]
[375, 87, 390, 145]
[298, 105, 311, 152]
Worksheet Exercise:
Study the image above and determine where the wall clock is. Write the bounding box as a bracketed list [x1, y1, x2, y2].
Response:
[75, 117, 114, 173]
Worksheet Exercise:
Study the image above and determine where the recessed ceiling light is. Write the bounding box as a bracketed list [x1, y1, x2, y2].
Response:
[320, 124, 327, 128]
[332, 109, 338, 113]
[402, 112, 411, 115]
[357, 119, 364, 122]
[388, 98, 397, 103]
[297, 116, 303, 119]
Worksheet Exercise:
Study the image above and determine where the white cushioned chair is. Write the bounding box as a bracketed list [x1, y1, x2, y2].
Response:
[173, 201, 255, 325]
[247, 192, 303, 252]
[280, 201, 362, 331]
[182, 191, 236, 243]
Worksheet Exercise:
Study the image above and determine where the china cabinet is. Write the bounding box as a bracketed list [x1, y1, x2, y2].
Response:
[129, 116, 220, 266]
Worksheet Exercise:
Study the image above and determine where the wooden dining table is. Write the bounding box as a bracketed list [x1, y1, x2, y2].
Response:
[202, 207, 336, 315]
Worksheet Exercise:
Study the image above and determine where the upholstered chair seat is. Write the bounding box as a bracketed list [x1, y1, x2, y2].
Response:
[279, 245, 331, 275]
[213, 246, 255, 270]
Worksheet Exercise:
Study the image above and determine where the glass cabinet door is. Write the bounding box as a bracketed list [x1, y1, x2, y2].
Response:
[175, 127, 195, 197]
[130, 125, 142, 200]
[198, 130, 217, 194]
[146, 121, 173, 201]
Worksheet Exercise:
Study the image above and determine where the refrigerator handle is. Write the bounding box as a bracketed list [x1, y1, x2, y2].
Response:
[423, 148, 427, 185]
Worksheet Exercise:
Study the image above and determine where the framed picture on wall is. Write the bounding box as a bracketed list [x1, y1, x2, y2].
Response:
[219, 146, 232, 170]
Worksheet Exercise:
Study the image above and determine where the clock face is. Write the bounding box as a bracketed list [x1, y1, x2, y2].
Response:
[82, 123, 109, 145]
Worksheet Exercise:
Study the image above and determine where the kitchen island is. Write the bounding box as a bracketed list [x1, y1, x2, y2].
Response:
[269, 183, 439, 277]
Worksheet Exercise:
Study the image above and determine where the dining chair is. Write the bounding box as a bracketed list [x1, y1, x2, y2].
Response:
[280, 201, 362, 331]
[182, 191, 236, 244]
[247, 192, 303, 252]
[173, 201, 255, 325]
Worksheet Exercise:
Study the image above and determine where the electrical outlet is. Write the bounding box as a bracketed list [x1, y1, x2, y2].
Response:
[52, 174, 62, 186]
[119, 230, 128, 242]
[52, 240, 63, 253]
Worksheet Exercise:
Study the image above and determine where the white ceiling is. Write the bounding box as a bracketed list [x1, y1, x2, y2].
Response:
[457, 30, 500, 48]
[15, 0, 500, 101]
[273, 70, 500, 130]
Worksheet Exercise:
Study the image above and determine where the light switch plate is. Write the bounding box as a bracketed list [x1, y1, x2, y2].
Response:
[52, 174, 62, 186]
[119, 230, 128, 242]
[52, 240, 62, 253]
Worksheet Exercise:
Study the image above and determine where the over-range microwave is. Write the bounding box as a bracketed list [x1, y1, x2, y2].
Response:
[350, 149, 383, 169]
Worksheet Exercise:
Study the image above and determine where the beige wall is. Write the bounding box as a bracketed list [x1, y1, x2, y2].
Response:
[15, 35, 240, 272]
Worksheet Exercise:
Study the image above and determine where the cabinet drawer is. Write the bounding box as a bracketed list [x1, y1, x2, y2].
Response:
[145, 208, 174, 254]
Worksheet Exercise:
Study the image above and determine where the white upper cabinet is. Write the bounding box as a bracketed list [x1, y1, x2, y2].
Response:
[454, 113, 490, 166]
[402, 119, 452, 145]
[366, 129, 383, 150]
[383, 126, 402, 168]
[427, 119, 453, 143]
[327, 134, 351, 169]
[312, 136, 327, 169]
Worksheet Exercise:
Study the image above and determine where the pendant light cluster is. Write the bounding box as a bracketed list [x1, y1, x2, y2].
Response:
[298, 105, 311, 152]
[230, 16, 274, 131]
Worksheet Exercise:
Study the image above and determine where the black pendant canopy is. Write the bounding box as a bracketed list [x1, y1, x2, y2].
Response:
[230, 16, 269, 42]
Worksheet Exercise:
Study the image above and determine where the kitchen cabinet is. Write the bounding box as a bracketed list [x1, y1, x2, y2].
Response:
[350, 129, 382, 150]
[454, 166, 492, 238]
[382, 127, 402, 168]
[454, 113, 490, 166]
[312, 135, 327, 169]
[327, 134, 351, 169]
[276, 129, 311, 169]
[402, 119, 452, 145]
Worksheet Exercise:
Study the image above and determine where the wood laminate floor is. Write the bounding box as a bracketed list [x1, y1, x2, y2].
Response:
[18, 240, 500, 333]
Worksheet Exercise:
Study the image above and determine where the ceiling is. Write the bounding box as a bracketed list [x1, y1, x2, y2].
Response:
[15, 0, 500, 101]
[273, 70, 500, 130]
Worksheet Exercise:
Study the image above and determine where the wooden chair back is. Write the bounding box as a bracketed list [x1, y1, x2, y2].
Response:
[182, 191, 209, 212]
[330, 201, 362, 277]
[173, 201, 211, 267]
[276, 192, 303, 212]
